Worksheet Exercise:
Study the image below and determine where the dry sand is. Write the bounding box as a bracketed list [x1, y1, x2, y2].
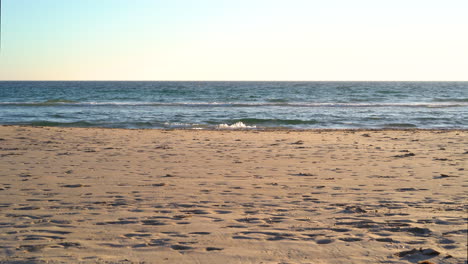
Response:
[0, 126, 466, 264]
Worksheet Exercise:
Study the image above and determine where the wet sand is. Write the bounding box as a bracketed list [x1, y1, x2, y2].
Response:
[0, 126, 466, 264]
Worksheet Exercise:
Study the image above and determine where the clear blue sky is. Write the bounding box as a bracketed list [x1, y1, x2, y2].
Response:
[1, 0, 467, 80]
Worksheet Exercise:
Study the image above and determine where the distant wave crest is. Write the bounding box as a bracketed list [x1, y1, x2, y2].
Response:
[433, 98, 468, 103]
[1, 101, 467, 108]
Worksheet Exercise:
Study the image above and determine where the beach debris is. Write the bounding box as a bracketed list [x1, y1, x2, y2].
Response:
[421, 248, 440, 256]
[161, 174, 174, 177]
[361, 133, 371, 137]
[393, 152, 415, 158]
[152, 183, 166, 187]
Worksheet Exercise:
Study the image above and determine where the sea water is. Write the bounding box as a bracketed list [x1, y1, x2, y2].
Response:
[0, 81, 467, 129]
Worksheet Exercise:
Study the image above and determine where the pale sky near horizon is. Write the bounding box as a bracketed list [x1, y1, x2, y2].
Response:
[0, 0, 467, 81]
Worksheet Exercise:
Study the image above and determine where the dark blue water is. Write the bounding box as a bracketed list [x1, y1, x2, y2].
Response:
[0, 81, 467, 129]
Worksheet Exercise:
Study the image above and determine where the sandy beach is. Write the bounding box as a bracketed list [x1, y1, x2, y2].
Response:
[0, 126, 466, 264]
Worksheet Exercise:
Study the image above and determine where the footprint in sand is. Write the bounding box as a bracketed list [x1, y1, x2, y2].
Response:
[171, 244, 194, 250]
[315, 238, 335, 244]
[206, 247, 223, 251]
[189, 232, 211, 235]
[18, 244, 49, 252]
[339, 237, 363, 242]
[124, 233, 152, 238]
[20, 234, 65, 241]
[141, 219, 167, 226]
[61, 184, 90, 188]
[235, 217, 262, 224]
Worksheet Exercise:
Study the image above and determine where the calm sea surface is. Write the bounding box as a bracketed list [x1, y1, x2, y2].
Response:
[0, 81, 467, 129]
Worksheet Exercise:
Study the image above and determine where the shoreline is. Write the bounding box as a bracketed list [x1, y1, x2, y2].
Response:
[0, 126, 466, 263]
[3, 124, 468, 132]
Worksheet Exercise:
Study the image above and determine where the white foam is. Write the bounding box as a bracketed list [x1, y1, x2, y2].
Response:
[217, 122, 256, 129]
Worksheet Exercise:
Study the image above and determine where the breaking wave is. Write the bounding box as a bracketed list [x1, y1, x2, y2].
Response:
[217, 122, 256, 129]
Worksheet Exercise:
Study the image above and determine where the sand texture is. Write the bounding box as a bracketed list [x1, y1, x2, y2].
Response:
[0, 126, 466, 264]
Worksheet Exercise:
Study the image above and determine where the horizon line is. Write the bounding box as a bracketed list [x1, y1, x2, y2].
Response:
[1, 80, 467, 82]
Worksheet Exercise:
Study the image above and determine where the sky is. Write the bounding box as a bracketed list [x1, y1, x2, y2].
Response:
[0, 0, 467, 81]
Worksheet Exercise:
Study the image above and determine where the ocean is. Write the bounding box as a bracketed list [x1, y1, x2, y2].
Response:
[0, 81, 467, 129]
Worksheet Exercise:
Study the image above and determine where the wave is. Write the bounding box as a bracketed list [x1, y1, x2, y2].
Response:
[43, 99, 78, 104]
[14, 120, 257, 129]
[5, 118, 465, 129]
[13, 119, 312, 129]
[1, 101, 467, 108]
[0, 99, 79, 106]
[432, 98, 468, 103]
[217, 122, 256, 129]
[18, 120, 166, 129]
[381, 123, 417, 128]
[25, 121, 95, 127]
[376, 90, 402, 94]
[266, 98, 289, 103]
